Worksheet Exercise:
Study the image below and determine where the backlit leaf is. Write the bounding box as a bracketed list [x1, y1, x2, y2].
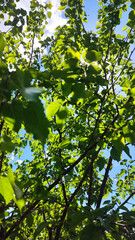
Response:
[85, 50, 102, 62]
[0, 33, 5, 57]
[58, 6, 66, 10]
[23, 87, 44, 101]
[47, 11, 52, 18]
[46, 102, 60, 119]
[24, 101, 49, 144]
[59, 140, 71, 149]
[0, 177, 14, 204]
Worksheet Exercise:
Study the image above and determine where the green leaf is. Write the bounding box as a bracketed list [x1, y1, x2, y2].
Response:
[56, 107, 68, 119]
[87, 64, 101, 75]
[85, 50, 102, 63]
[111, 146, 121, 161]
[0, 33, 5, 57]
[112, 136, 125, 153]
[0, 177, 14, 204]
[62, 82, 72, 96]
[9, 69, 25, 90]
[122, 26, 127, 31]
[123, 145, 132, 158]
[58, 6, 66, 10]
[130, 87, 135, 96]
[47, 11, 52, 18]
[129, 10, 135, 21]
[59, 140, 71, 149]
[14, 184, 23, 200]
[20, 8, 27, 16]
[23, 87, 44, 101]
[26, 214, 34, 228]
[35, 187, 48, 201]
[24, 101, 49, 144]
[4, 117, 14, 131]
[56, 115, 66, 126]
[63, 58, 79, 69]
[14, 198, 25, 212]
[2, 100, 23, 132]
[123, 126, 135, 144]
[96, 157, 106, 171]
[66, 48, 80, 61]
[79, 223, 105, 240]
[46, 102, 60, 119]
[34, 222, 47, 239]
[78, 137, 88, 149]
[131, 2, 135, 10]
[0, 140, 15, 153]
[70, 211, 88, 228]
[8, 168, 15, 188]
[96, 76, 108, 86]
[72, 83, 85, 100]
[7, 168, 24, 211]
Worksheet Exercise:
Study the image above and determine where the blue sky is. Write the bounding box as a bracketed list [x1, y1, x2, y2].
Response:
[84, 0, 99, 31]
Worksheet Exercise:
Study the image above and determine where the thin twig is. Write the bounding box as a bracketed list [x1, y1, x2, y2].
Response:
[110, 47, 135, 88]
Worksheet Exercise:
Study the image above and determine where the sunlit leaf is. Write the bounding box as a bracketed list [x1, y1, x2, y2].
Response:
[59, 139, 71, 149]
[47, 11, 52, 18]
[0, 33, 5, 56]
[46, 102, 60, 119]
[14, 198, 25, 212]
[58, 6, 66, 10]
[0, 177, 14, 204]
[8, 168, 15, 188]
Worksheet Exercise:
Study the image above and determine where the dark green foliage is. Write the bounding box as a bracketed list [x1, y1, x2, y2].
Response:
[0, 0, 135, 239]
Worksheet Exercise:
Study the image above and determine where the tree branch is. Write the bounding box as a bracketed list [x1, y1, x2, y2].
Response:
[0, 152, 4, 174]
[54, 161, 92, 240]
[58, 128, 68, 206]
[87, 159, 94, 207]
[96, 156, 112, 208]
[4, 200, 39, 239]
[116, 191, 135, 212]
[4, 111, 121, 239]
[54, 147, 102, 239]
[89, 92, 106, 142]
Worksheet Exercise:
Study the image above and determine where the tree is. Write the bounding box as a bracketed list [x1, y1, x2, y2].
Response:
[0, 0, 135, 239]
